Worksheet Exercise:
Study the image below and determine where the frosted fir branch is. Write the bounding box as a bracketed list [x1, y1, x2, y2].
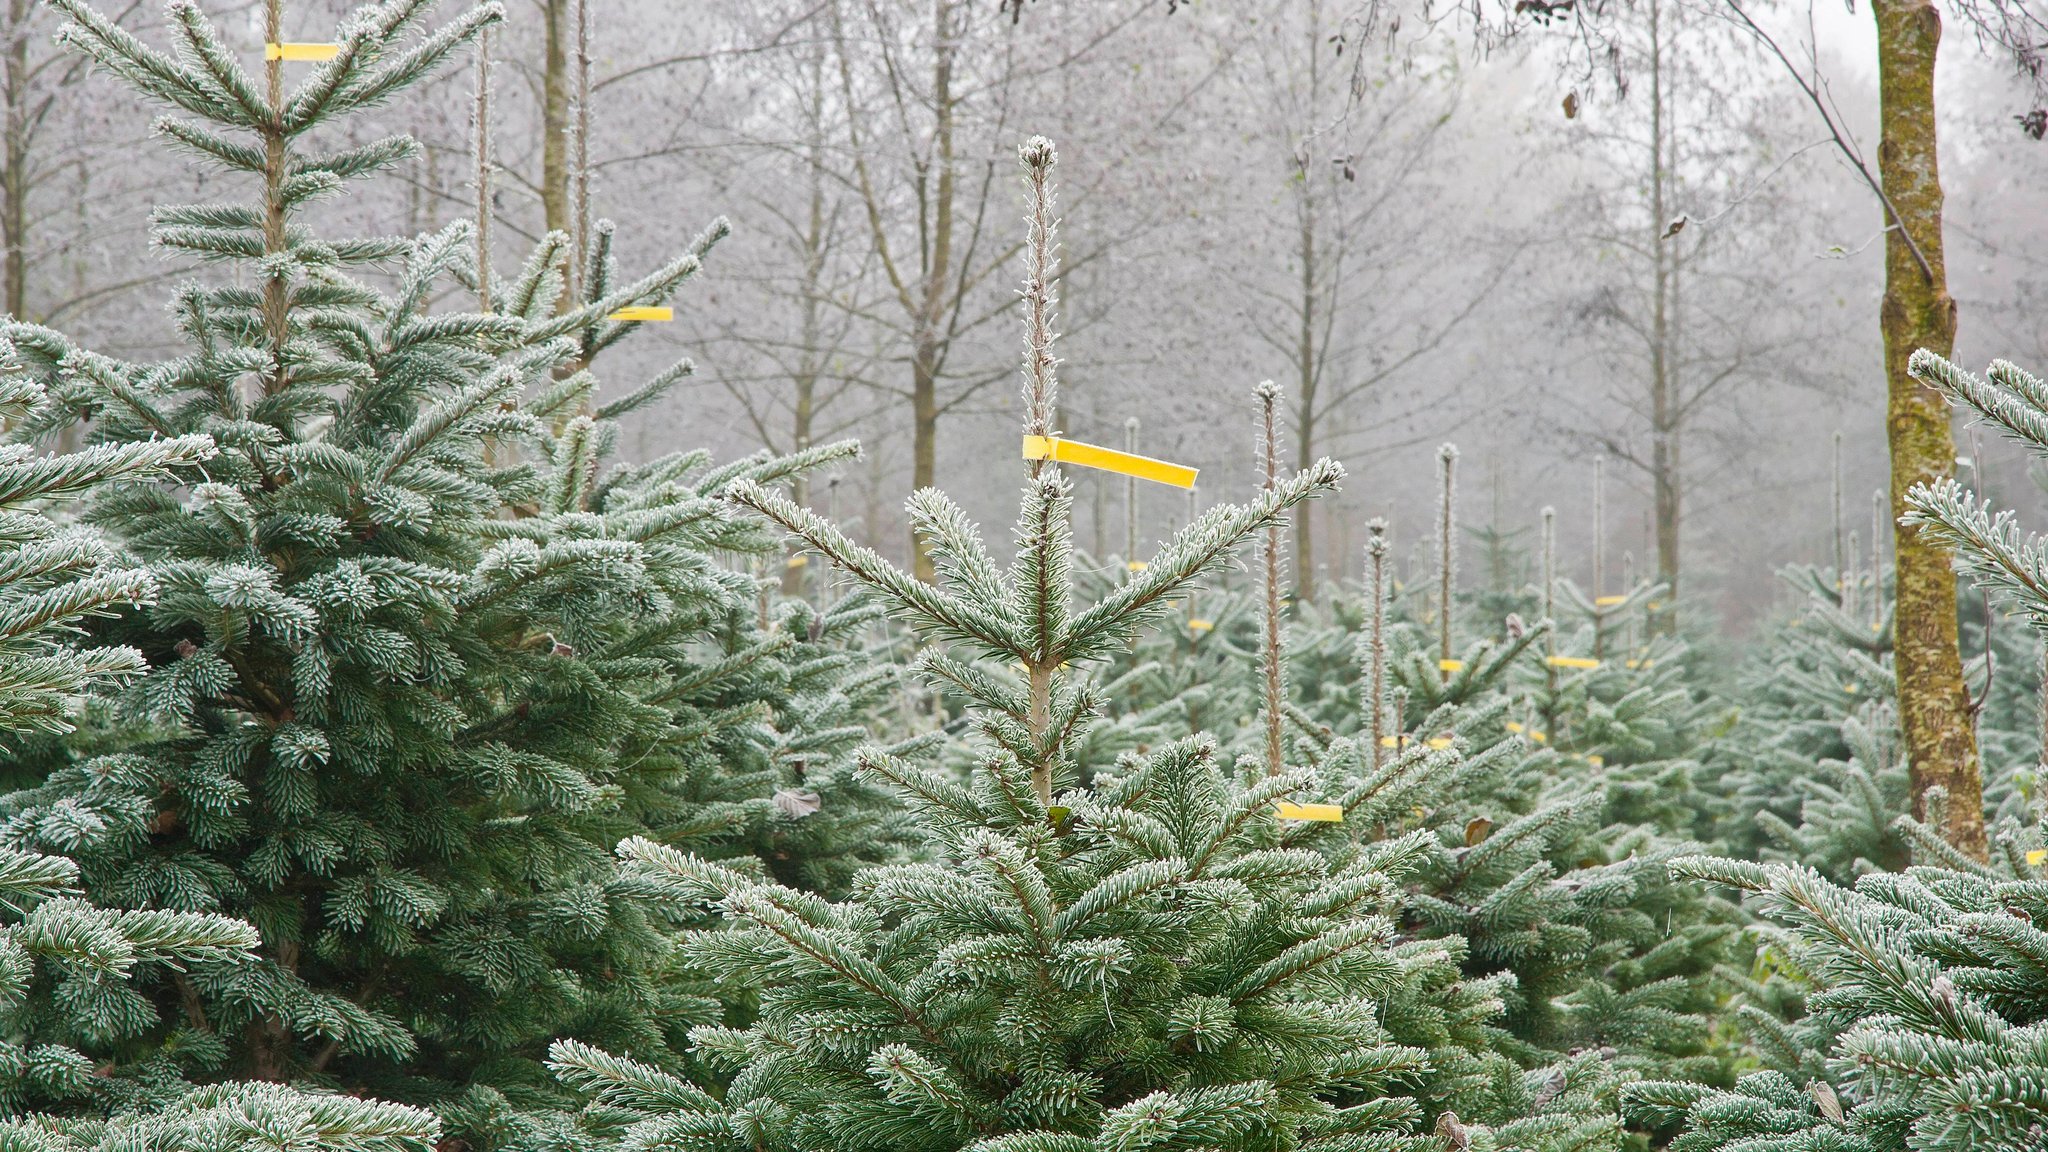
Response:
[49, 0, 223, 124]
[1910, 349, 2048, 455]
[505, 231, 573, 323]
[154, 116, 266, 174]
[729, 437, 862, 495]
[390, 222, 475, 328]
[289, 2, 506, 134]
[916, 650, 1027, 722]
[533, 217, 728, 348]
[292, 134, 420, 182]
[906, 487, 1008, 615]
[1062, 458, 1344, 662]
[1009, 473, 1074, 661]
[595, 359, 693, 422]
[0, 435, 214, 508]
[726, 478, 1019, 656]
[545, 1038, 720, 1112]
[853, 745, 988, 829]
[165, 0, 267, 127]
[374, 367, 521, 483]
[1902, 478, 2048, 625]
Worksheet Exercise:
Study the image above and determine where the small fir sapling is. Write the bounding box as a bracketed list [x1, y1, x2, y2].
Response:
[1366, 519, 1391, 773]
[1257, 382, 1289, 778]
[550, 136, 1409, 1152]
[1437, 445, 1458, 675]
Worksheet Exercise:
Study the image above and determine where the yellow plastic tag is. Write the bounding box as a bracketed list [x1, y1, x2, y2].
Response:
[1594, 595, 1627, 607]
[1022, 435, 1198, 489]
[1127, 560, 1148, 572]
[1276, 802, 1343, 822]
[1439, 659, 1465, 672]
[1188, 619, 1213, 633]
[2028, 849, 2047, 866]
[1585, 754, 1604, 767]
[608, 306, 673, 322]
[786, 555, 808, 569]
[1429, 737, 1453, 749]
[1625, 658, 1653, 669]
[1505, 722, 1547, 743]
[1844, 683, 1858, 694]
[1380, 735, 1405, 748]
[266, 42, 340, 60]
[1548, 656, 1600, 670]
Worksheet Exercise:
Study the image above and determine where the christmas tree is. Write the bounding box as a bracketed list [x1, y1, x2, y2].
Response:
[539, 138, 1552, 1152]
[1623, 351, 2048, 1150]
[0, 0, 867, 1131]
[0, 364, 440, 1149]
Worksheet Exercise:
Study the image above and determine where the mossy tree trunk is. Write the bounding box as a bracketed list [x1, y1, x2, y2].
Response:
[1875, 0, 1985, 860]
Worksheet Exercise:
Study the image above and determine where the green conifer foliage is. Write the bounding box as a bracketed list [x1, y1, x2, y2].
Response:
[1624, 351, 2048, 1150]
[0, 366, 438, 1149]
[541, 138, 1495, 1152]
[1624, 841, 2048, 1150]
[0, 0, 863, 1118]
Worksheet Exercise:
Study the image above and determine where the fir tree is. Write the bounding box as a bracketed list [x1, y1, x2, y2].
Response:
[537, 137, 1504, 1152]
[1625, 350, 2048, 1151]
[0, 0, 865, 1127]
[0, 359, 438, 1150]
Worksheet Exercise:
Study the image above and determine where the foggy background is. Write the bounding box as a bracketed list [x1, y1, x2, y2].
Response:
[24, 0, 2048, 630]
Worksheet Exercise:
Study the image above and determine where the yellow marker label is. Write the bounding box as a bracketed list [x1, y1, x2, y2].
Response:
[2027, 849, 2046, 866]
[266, 42, 340, 60]
[1594, 595, 1627, 607]
[1428, 737, 1453, 749]
[1586, 755, 1604, 767]
[1380, 735, 1405, 748]
[1844, 683, 1858, 694]
[1548, 656, 1600, 670]
[1276, 802, 1343, 822]
[1505, 722, 1547, 743]
[1022, 435, 1198, 489]
[1439, 659, 1465, 672]
[1626, 659, 1653, 669]
[1188, 619, 1213, 633]
[1127, 560, 1148, 572]
[786, 555, 808, 569]
[608, 306, 673, 322]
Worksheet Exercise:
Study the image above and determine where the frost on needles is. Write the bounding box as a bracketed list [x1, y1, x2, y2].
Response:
[0, 0, 867, 1138]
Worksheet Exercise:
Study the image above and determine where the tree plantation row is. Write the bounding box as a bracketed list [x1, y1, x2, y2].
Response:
[4, 2, 2048, 1152]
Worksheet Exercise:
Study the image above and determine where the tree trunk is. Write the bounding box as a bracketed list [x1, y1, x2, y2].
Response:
[3, 0, 28, 320]
[1291, 1, 1321, 601]
[1647, 0, 1680, 634]
[1875, 0, 1984, 860]
[910, 339, 938, 583]
[540, 0, 571, 241]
